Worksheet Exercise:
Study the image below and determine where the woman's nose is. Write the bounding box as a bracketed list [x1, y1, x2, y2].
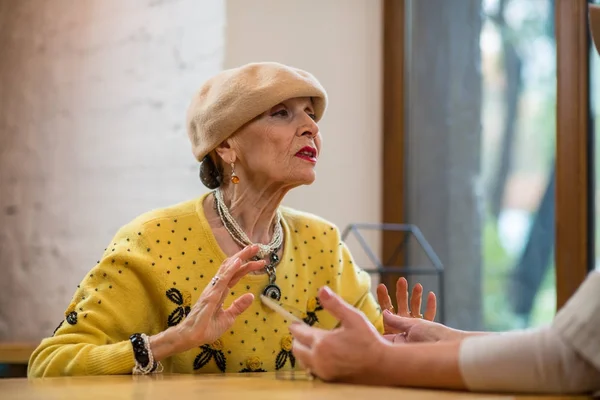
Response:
[299, 116, 319, 137]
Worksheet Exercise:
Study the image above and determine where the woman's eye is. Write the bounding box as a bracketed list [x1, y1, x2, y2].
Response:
[308, 113, 316, 121]
[272, 109, 288, 117]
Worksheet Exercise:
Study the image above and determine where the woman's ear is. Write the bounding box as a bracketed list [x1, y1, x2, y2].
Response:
[214, 138, 236, 165]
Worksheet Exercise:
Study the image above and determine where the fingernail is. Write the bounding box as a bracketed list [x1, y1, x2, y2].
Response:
[320, 285, 332, 300]
[383, 309, 393, 316]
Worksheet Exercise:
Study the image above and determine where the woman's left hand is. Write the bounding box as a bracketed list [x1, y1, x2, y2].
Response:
[381, 310, 461, 343]
[290, 286, 388, 384]
[377, 277, 436, 334]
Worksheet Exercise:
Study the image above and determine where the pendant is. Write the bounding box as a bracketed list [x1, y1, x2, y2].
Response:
[263, 284, 282, 301]
[262, 250, 282, 301]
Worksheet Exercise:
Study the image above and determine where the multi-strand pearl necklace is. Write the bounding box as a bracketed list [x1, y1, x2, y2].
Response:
[213, 188, 283, 300]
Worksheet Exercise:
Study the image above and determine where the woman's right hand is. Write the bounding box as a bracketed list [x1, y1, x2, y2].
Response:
[150, 244, 265, 360]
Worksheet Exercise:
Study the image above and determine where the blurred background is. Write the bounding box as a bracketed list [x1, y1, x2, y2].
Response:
[0, 0, 593, 363]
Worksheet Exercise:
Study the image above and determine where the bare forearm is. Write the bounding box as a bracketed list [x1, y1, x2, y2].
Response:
[376, 341, 466, 390]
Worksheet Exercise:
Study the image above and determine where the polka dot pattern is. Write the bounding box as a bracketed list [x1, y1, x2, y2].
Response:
[36, 195, 383, 377]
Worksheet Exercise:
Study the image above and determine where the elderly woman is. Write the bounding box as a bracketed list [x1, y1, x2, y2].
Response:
[28, 62, 433, 377]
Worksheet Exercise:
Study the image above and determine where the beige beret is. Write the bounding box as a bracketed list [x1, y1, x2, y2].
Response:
[186, 62, 328, 161]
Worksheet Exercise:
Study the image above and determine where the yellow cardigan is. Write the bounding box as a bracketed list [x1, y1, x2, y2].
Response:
[28, 193, 384, 377]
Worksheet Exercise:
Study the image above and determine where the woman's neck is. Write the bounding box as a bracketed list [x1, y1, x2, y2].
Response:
[216, 184, 287, 245]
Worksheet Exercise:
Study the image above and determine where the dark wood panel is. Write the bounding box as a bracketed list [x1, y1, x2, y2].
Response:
[381, 0, 406, 307]
[555, 0, 592, 310]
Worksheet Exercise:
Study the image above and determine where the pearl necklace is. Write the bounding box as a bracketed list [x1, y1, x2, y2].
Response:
[213, 188, 283, 259]
[213, 188, 283, 301]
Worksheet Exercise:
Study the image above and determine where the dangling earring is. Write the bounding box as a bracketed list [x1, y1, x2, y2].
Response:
[230, 162, 240, 184]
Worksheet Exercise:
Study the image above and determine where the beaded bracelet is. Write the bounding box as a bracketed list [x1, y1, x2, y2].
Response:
[130, 333, 163, 375]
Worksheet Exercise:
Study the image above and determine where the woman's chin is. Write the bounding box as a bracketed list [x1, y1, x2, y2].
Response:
[284, 172, 316, 188]
[299, 171, 317, 186]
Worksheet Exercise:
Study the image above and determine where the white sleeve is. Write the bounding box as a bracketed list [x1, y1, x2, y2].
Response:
[458, 328, 600, 394]
[553, 271, 600, 372]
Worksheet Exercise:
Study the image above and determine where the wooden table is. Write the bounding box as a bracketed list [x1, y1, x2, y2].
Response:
[0, 373, 591, 400]
[0, 342, 38, 378]
[0, 342, 38, 364]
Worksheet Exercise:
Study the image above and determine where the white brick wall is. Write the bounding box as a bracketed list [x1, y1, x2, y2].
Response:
[0, 0, 224, 340]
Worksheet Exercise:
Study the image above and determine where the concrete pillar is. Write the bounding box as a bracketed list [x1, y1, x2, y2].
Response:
[405, 0, 484, 330]
[0, 0, 225, 341]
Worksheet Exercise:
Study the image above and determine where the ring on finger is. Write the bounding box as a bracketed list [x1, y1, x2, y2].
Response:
[211, 276, 220, 286]
[409, 312, 423, 318]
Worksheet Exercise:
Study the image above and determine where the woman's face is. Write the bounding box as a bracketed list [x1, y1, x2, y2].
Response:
[219, 97, 322, 189]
